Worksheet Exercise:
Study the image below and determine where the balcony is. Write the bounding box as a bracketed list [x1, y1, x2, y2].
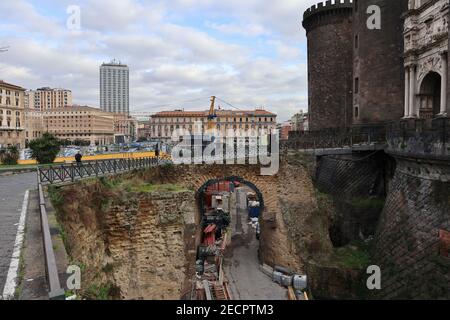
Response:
[0, 126, 25, 131]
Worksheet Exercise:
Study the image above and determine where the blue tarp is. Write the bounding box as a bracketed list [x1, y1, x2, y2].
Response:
[249, 207, 260, 218]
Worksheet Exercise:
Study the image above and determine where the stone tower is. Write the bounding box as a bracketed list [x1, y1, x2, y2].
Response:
[302, 0, 354, 131]
[352, 0, 408, 126]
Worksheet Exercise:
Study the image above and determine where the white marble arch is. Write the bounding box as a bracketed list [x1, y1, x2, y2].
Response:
[409, 0, 436, 10]
[417, 54, 445, 89]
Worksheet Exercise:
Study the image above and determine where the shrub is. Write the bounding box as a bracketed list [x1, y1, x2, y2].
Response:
[29, 133, 61, 164]
[0, 145, 20, 165]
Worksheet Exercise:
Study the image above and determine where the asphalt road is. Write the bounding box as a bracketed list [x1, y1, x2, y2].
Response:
[0, 172, 37, 295]
[224, 189, 286, 300]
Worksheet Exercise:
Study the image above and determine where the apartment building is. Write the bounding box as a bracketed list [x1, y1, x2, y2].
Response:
[100, 60, 129, 114]
[25, 87, 73, 110]
[147, 109, 277, 141]
[43, 106, 114, 146]
[0, 80, 26, 148]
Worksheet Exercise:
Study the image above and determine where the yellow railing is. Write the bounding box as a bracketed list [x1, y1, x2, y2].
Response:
[18, 151, 170, 165]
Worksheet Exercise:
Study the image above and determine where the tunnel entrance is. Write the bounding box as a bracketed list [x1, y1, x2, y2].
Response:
[194, 177, 286, 300]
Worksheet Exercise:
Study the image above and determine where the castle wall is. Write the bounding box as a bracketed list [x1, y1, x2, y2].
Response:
[373, 156, 450, 299]
[352, 0, 408, 125]
[302, 1, 354, 131]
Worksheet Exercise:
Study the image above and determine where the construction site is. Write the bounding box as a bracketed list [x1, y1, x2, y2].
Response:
[193, 179, 307, 300]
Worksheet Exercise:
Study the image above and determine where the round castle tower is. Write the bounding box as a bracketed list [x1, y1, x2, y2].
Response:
[352, 0, 408, 126]
[303, 0, 354, 131]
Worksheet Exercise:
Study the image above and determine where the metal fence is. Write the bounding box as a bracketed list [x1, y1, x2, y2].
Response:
[285, 119, 450, 160]
[38, 157, 159, 185]
[285, 125, 387, 150]
[36, 157, 160, 299]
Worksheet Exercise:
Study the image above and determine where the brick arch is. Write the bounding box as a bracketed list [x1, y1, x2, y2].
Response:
[197, 176, 265, 216]
[133, 161, 310, 271]
[151, 164, 279, 215]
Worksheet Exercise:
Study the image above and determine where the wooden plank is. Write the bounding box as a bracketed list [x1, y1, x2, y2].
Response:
[287, 286, 297, 300]
[203, 280, 213, 300]
[224, 282, 232, 300]
[218, 258, 224, 285]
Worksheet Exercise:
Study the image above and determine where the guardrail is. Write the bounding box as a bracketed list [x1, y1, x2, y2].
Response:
[38, 157, 159, 185]
[36, 157, 160, 299]
[37, 170, 65, 299]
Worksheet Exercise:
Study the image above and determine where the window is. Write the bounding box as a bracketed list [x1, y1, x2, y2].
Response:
[355, 34, 359, 49]
[354, 77, 359, 94]
[355, 0, 358, 12]
[354, 106, 360, 119]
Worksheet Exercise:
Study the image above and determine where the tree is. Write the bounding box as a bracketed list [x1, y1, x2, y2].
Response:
[29, 133, 61, 164]
[0, 145, 19, 165]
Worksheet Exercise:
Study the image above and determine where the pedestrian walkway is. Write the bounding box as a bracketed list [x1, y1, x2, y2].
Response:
[0, 173, 37, 295]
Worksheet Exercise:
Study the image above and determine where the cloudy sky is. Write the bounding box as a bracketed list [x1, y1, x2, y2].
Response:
[0, 0, 319, 121]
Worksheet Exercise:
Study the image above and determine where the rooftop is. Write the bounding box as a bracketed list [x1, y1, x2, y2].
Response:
[0, 80, 26, 91]
[153, 109, 277, 118]
[43, 105, 108, 113]
[101, 59, 128, 68]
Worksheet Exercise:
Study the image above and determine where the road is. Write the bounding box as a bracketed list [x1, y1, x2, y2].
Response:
[0, 172, 37, 295]
[223, 189, 286, 300]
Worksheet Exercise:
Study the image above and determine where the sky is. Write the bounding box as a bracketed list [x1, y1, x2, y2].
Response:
[0, 0, 320, 121]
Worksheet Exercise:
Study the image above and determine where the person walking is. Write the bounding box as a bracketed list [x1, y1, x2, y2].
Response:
[155, 143, 160, 164]
[75, 152, 83, 165]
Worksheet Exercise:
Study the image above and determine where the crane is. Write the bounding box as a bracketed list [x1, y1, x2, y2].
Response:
[207, 96, 217, 131]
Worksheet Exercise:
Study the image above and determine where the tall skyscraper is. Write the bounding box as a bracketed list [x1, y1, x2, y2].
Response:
[100, 60, 129, 114]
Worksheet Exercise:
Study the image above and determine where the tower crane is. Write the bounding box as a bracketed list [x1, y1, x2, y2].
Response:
[207, 96, 217, 131]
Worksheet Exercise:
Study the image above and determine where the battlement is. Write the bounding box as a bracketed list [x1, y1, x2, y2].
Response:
[303, 0, 353, 28]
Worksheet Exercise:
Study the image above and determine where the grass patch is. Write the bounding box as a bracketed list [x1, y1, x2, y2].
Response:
[351, 197, 385, 212]
[0, 164, 37, 170]
[48, 185, 63, 208]
[130, 183, 187, 193]
[332, 241, 371, 269]
[83, 283, 120, 300]
[13, 240, 27, 299]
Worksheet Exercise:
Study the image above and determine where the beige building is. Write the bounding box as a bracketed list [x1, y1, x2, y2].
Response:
[0, 80, 26, 148]
[113, 114, 137, 144]
[25, 109, 44, 145]
[25, 87, 73, 110]
[147, 109, 277, 141]
[290, 111, 309, 133]
[43, 106, 114, 146]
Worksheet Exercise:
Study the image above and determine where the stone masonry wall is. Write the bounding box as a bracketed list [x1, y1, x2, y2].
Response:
[352, 0, 407, 125]
[315, 153, 385, 198]
[54, 183, 198, 300]
[373, 157, 450, 299]
[303, 3, 353, 131]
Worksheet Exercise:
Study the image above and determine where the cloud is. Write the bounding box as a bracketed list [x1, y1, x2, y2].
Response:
[0, 0, 316, 120]
[206, 22, 270, 37]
